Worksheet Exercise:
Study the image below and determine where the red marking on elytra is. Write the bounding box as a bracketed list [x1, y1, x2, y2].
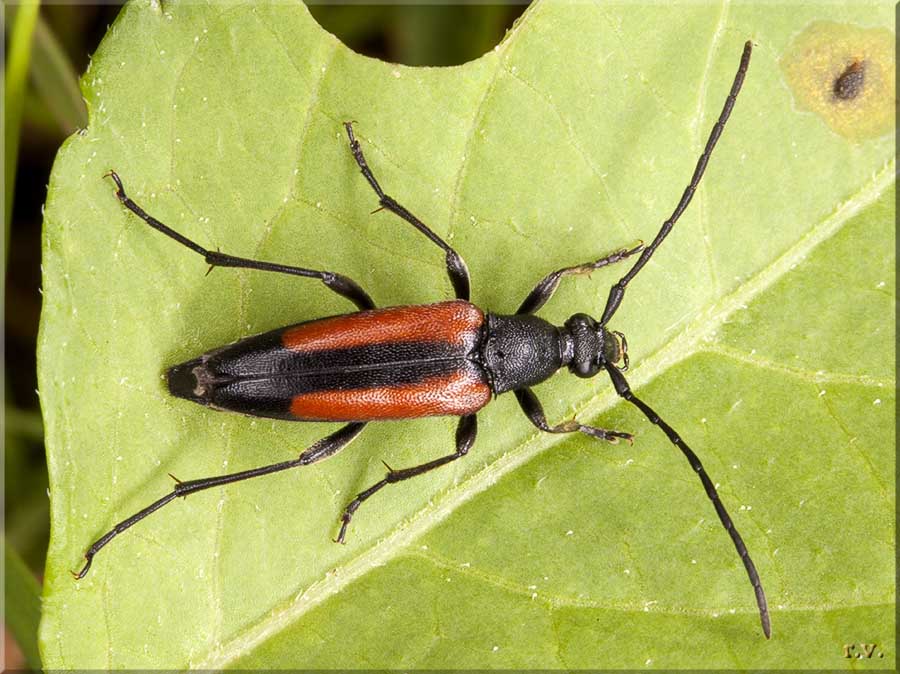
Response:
[289, 368, 490, 421]
[282, 300, 483, 352]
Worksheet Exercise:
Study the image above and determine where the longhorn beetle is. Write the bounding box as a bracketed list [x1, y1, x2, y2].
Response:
[75, 41, 769, 638]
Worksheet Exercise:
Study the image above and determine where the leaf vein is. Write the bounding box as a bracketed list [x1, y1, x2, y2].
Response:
[703, 344, 896, 388]
[692, 0, 732, 296]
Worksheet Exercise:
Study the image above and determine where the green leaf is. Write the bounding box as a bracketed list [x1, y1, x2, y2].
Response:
[39, 1, 894, 668]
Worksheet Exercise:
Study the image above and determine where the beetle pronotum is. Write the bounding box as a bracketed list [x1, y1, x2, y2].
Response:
[75, 41, 769, 638]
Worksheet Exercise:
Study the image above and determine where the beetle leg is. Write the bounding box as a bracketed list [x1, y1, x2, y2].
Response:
[514, 387, 632, 443]
[343, 122, 471, 301]
[515, 243, 643, 315]
[105, 171, 375, 311]
[335, 414, 477, 543]
[73, 422, 366, 580]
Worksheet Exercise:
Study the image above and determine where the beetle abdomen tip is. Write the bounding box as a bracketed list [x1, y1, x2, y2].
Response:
[167, 358, 207, 403]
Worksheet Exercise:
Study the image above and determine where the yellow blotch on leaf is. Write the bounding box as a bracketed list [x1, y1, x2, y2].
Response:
[781, 21, 895, 141]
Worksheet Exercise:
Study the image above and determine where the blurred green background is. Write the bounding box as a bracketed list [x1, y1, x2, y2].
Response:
[3, 2, 524, 668]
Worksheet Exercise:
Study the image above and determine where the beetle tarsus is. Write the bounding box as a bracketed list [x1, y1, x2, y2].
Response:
[71, 557, 92, 580]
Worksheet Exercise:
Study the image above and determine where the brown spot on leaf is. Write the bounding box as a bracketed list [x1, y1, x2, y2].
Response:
[781, 22, 895, 141]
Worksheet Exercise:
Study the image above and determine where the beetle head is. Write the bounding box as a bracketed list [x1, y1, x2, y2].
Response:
[564, 314, 629, 378]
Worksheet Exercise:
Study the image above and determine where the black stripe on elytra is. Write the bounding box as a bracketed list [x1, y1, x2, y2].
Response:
[202, 329, 478, 378]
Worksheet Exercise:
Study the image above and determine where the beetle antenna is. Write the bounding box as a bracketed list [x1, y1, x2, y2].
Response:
[603, 363, 770, 637]
[599, 41, 752, 327]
